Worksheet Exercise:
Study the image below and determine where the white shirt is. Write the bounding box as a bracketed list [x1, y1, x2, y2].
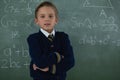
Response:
[40, 28, 55, 37]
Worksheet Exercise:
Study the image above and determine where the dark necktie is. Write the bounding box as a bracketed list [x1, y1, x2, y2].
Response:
[48, 34, 53, 42]
[48, 34, 56, 74]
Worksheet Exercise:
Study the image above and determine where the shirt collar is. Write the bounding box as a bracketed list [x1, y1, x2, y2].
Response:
[40, 28, 55, 37]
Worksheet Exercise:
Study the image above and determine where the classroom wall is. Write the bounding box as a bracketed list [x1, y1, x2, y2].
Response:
[0, 0, 120, 80]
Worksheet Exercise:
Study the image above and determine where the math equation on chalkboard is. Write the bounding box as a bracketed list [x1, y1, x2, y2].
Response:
[0, 44, 30, 69]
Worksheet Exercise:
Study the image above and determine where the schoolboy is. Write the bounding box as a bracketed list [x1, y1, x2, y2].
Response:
[27, 1, 75, 80]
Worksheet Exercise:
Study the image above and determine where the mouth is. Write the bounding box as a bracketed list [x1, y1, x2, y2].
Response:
[44, 23, 51, 26]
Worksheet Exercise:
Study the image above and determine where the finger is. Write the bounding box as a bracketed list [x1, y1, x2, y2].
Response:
[39, 67, 49, 72]
[33, 64, 37, 70]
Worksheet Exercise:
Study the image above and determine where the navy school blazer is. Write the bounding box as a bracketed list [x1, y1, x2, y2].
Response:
[27, 30, 75, 80]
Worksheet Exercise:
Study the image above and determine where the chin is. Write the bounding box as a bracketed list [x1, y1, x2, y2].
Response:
[47, 29, 53, 33]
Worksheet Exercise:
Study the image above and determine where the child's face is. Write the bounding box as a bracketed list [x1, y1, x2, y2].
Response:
[35, 6, 58, 33]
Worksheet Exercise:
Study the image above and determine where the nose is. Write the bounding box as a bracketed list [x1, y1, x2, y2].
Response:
[45, 16, 50, 21]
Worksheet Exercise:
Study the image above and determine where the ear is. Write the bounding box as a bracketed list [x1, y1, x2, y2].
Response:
[34, 18, 38, 24]
[55, 18, 58, 24]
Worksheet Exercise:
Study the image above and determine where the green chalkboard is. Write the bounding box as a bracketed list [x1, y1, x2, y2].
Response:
[0, 0, 120, 80]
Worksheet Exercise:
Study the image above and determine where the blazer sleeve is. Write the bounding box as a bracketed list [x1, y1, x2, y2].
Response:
[27, 35, 58, 68]
[61, 33, 75, 72]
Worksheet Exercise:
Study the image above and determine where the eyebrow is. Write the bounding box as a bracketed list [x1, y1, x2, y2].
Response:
[39, 13, 45, 15]
[39, 13, 54, 15]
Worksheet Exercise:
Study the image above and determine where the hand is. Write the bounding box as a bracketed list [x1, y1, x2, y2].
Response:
[33, 64, 49, 72]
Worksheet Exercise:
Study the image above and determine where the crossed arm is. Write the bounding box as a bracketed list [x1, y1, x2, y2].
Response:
[27, 34, 75, 73]
[33, 55, 64, 72]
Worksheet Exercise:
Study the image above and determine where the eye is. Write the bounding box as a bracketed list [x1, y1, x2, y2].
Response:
[40, 15, 45, 18]
[49, 15, 54, 18]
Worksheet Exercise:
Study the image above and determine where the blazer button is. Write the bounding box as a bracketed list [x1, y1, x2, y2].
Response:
[51, 45, 54, 48]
